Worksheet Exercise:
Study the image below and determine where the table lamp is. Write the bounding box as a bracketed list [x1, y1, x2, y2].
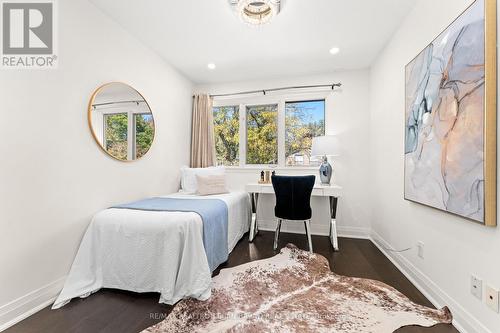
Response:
[311, 135, 340, 185]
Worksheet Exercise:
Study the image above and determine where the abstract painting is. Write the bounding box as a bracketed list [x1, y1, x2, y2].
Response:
[404, 0, 496, 226]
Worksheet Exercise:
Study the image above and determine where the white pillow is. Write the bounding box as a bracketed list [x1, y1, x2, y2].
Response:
[196, 174, 229, 195]
[180, 166, 225, 193]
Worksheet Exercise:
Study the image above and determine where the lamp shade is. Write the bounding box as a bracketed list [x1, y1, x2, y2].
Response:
[311, 135, 340, 157]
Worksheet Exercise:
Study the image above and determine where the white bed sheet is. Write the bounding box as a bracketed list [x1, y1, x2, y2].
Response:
[52, 191, 251, 309]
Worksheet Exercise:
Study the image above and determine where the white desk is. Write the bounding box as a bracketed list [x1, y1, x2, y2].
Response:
[245, 183, 342, 250]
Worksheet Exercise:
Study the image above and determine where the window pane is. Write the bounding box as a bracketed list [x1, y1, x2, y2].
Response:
[213, 106, 240, 166]
[135, 114, 155, 159]
[285, 100, 325, 166]
[105, 113, 128, 160]
[246, 104, 278, 165]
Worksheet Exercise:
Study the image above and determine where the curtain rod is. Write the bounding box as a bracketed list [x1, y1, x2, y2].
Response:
[92, 100, 146, 108]
[193, 83, 342, 99]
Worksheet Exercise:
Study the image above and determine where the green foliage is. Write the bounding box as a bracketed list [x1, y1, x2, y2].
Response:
[246, 105, 278, 165]
[104, 113, 154, 160]
[212, 101, 324, 166]
[285, 104, 324, 165]
[213, 106, 240, 166]
[105, 113, 128, 160]
[135, 114, 155, 159]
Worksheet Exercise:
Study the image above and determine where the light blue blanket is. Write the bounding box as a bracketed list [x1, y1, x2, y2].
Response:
[111, 197, 228, 272]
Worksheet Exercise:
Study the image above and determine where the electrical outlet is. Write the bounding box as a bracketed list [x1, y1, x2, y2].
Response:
[471, 275, 482, 300]
[417, 241, 424, 259]
[485, 285, 499, 313]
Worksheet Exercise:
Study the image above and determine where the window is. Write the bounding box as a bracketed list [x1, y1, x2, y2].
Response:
[212, 95, 327, 167]
[246, 104, 278, 165]
[104, 113, 128, 160]
[135, 114, 155, 159]
[285, 100, 325, 166]
[213, 106, 240, 166]
[103, 112, 155, 160]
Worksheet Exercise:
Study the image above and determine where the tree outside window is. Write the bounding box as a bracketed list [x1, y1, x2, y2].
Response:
[105, 113, 128, 160]
[135, 114, 155, 159]
[104, 113, 155, 161]
[213, 106, 239, 166]
[212, 98, 325, 167]
[285, 100, 325, 166]
[246, 104, 278, 165]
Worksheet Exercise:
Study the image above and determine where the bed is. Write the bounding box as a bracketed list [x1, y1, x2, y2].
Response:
[52, 190, 251, 309]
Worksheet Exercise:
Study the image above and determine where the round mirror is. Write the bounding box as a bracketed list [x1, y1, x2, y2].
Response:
[88, 83, 155, 161]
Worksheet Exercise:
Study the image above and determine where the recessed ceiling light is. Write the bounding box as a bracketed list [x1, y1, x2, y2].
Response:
[329, 47, 340, 55]
[207, 63, 216, 70]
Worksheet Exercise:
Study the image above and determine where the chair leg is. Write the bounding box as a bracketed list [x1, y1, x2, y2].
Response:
[304, 220, 313, 253]
[273, 219, 282, 250]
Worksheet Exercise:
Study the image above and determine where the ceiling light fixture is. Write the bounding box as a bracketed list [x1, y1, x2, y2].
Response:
[329, 47, 340, 55]
[230, 0, 281, 26]
[207, 63, 216, 70]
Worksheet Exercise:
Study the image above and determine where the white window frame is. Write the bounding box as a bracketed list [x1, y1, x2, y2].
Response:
[213, 91, 330, 169]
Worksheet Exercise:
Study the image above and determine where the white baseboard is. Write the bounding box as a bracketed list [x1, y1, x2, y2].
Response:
[256, 219, 370, 239]
[370, 231, 489, 333]
[0, 276, 66, 332]
[257, 219, 329, 235]
[336, 226, 370, 239]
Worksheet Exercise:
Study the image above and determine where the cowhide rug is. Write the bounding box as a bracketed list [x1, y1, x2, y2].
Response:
[143, 244, 452, 333]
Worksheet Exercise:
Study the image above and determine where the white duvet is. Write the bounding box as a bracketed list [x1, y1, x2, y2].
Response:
[52, 191, 251, 309]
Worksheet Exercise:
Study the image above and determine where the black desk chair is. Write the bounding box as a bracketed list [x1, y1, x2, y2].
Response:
[271, 175, 315, 253]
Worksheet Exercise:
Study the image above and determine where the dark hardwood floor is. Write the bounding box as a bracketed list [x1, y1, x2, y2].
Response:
[6, 232, 458, 333]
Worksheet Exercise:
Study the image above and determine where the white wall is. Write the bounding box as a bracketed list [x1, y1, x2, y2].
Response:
[0, 0, 192, 329]
[196, 70, 371, 237]
[369, 0, 500, 332]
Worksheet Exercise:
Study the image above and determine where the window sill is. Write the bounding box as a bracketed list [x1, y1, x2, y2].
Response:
[224, 166, 319, 173]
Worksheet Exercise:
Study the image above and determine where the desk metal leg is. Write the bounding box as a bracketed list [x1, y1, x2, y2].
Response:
[249, 192, 259, 242]
[329, 196, 339, 251]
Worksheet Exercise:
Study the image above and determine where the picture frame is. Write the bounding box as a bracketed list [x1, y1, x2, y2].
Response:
[404, 0, 497, 226]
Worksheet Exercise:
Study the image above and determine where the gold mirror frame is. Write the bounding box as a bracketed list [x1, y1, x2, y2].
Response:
[87, 82, 155, 162]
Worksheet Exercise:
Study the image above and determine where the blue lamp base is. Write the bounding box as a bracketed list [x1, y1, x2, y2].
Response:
[319, 156, 332, 185]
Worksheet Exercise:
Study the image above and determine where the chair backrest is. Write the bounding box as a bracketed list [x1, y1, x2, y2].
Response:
[271, 175, 315, 221]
